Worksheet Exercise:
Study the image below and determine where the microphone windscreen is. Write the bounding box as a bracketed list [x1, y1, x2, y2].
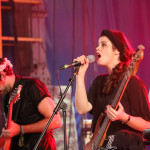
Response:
[87, 55, 96, 63]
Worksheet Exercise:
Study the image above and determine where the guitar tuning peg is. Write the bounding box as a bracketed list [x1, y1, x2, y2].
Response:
[138, 45, 145, 50]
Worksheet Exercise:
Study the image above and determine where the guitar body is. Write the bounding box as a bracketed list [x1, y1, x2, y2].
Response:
[84, 113, 111, 150]
[4, 138, 11, 150]
[0, 135, 5, 148]
[0, 135, 11, 150]
[84, 114, 103, 150]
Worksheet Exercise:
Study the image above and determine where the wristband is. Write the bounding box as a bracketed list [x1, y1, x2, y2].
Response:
[122, 115, 131, 124]
[18, 125, 24, 147]
[20, 125, 24, 135]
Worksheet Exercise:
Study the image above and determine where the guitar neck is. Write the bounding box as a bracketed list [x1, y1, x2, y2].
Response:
[111, 75, 130, 109]
[7, 103, 13, 129]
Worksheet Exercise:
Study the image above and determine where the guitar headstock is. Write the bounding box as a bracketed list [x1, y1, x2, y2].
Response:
[9, 85, 22, 104]
[133, 45, 144, 62]
[127, 45, 145, 76]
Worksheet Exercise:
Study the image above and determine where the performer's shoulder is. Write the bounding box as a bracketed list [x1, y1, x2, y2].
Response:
[129, 75, 146, 88]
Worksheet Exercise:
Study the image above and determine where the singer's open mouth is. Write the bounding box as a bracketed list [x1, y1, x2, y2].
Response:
[96, 53, 101, 58]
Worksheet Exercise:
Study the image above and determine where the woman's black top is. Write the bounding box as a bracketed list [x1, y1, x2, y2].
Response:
[87, 74, 150, 149]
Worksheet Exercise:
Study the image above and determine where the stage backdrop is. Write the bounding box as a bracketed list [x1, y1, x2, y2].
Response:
[44, 0, 150, 149]
[1, 0, 150, 150]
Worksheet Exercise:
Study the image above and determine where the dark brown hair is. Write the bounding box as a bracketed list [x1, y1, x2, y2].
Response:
[101, 30, 134, 94]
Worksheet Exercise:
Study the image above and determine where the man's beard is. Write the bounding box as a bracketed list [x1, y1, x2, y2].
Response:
[3, 86, 11, 95]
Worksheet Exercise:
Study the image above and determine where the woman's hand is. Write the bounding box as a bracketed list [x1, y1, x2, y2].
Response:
[73, 55, 89, 77]
[2, 121, 20, 138]
[106, 102, 126, 121]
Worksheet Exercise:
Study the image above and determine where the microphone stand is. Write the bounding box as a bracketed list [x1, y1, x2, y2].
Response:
[60, 102, 68, 150]
[33, 67, 79, 150]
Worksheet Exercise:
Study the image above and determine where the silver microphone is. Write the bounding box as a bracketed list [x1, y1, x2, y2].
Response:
[59, 55, 95, 70]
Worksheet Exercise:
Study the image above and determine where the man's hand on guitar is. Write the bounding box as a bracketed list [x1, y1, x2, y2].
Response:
[2, 121, 20, 138]
[106, 103, 126, 121]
